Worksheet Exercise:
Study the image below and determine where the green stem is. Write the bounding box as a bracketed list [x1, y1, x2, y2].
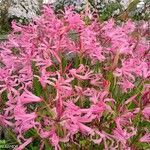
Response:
[41, 99, 53, 117]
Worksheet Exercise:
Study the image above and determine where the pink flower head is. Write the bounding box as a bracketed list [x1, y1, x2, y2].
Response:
[113, 126, 136, 145]
[19, 90, 42, 104]
[15, 138, 33, 150]
[70, 64, 93, 80]
[0, 114, 14, 127]
[49, 129, 61, 150]
[140, 133, 150, 143]
[142, 107, 150, 120]
[14, 104, 37, 134]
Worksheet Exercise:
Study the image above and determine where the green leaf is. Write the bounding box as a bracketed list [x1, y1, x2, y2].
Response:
[61, 55, 67, 73]
[127, 0, 140, 12]
[44, 140, 53, 150]
[33, 77, 42, 97]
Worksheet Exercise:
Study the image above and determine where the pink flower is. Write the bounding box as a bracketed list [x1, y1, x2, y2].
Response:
[142, 107, 150, 120]
[34, 68, 54, 88]
[62, 102, 94, 135]
[49, 72, 73, 98]
[118, 79, 134, 92]
[33, 56, 53, 68]
[70, 64, 93, 80]
[91, 131, 116, 149]
[122, 20, 135, 33]
[11, 21, 22, 32]
[78, 123, 94, 135]
[113, 117, 137, 146]
[56, 97, 63, 119]
[64, 7, 84, 30]
[14, 104, 37, 134]
[81, 102, 106, 119]
[49, 130, 61, 150]
[141, 91, 150, 106]
[0, 114, 14, 127]
[80, 26, 105, 62]
[0, 69, 19, 95]
[19, 91, 42, 104]
[90, 74, 103, 87]
[113, 126, 136, 145]
[14, 138, 33, 150]
[140, 133, 150, 143]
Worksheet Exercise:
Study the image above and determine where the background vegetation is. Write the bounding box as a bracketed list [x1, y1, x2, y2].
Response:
[0, 0, 150, 37]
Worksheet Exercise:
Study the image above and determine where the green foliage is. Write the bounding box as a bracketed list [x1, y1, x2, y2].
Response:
[33, 77, 43, 97]
[98, 2, 122, 21]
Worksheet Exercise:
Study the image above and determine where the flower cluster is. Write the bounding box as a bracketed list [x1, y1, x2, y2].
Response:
[0, 6, 149, 150]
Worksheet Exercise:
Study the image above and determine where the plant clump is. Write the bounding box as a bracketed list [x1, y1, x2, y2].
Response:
[0, 6, 149, 150]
